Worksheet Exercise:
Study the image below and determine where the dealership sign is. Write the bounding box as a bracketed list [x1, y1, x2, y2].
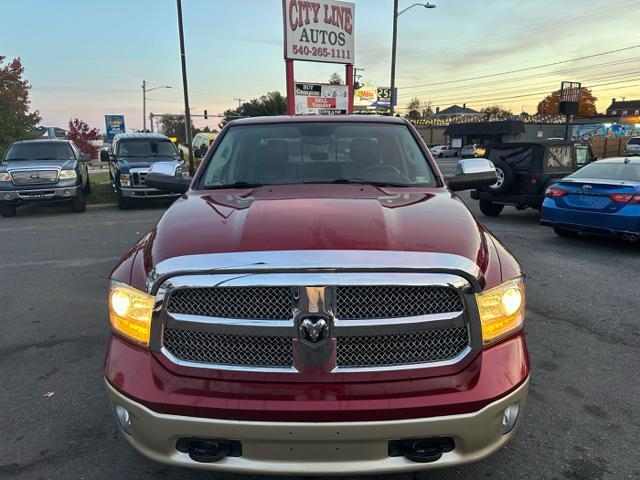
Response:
[295, 82, 348, 115]
[104, 115, 126, 140]
[283, 0, 355, 64]
[354, 86, 397, 108]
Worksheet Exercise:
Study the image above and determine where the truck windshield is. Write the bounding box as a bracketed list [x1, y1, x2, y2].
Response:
[117, 139, 178, 158]
[4, 142, 75, 161]
[200, 123, 436, 188]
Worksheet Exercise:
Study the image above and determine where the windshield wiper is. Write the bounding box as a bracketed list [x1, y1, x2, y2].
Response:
[205, 181, 264, 190]
[33, 157, 71, 160]
[304, 178, 412, 188]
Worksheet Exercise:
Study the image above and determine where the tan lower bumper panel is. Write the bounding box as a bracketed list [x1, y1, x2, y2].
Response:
[105, 378, 529, 475]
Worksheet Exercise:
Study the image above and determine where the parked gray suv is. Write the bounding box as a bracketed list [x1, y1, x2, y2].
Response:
[0, 139, 91, 217]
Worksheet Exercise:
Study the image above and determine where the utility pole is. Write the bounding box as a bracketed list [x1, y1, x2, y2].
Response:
[390, 2, 436, 116]
[353, 67, 364, 88]
[176, 0, 194, 175]
[233, 98, 245, 108]
[389, 0, 399, 116]
[142, 82, 170, 133]
[142, 81, 146, 131]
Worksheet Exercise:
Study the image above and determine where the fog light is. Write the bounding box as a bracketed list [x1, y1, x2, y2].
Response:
[501, 402, 520, 435]
[115, 404, 133, 435]
[64, 189, 71, 196]
[4, 193, 10, 200]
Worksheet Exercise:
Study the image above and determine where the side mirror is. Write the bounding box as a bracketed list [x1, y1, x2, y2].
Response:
[100, 149, 110, 162]
[447, 158, 497, 191]
[144, 162, 191, 194]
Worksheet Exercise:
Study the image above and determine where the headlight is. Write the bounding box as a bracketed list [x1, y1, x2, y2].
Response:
[0, 172, 11, 182]
[109, 282, 154, 346]
[476, 277, 525, 345]
[120, 174, 131, 187]
[59, 169, 77, 179]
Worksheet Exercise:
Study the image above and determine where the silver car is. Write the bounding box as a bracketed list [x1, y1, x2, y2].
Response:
[624, 136, 640, 156]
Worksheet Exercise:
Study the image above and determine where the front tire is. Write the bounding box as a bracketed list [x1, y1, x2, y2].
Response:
[117, 192, 132, 210]
[0, 205, 17, 217]
[71, 190, 86, 213]
[553, 226, 578, 238]
[479, 200, 504, 216]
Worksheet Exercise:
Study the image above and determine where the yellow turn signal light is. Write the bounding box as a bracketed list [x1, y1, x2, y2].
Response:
[109, 282, 154, 346]
[476, 277, 525, 345]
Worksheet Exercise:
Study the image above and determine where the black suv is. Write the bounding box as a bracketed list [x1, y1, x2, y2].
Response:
[101, 133, 187, 209]
[470, 140, 594, 216]
[0, 139, 91, 217]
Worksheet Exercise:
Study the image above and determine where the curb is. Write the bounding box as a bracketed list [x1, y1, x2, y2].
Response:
[87, 203, 114, 209]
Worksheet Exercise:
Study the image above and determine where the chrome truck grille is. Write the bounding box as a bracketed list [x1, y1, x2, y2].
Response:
[167, 286, 292, 320]
[163, 328, 294, 368]
[10, 169, 59, 185]
[130, 171, 147, 186]
[336, 327, 469, 368]
[336, 285, 464, 319]
[159, 280, 475, 372]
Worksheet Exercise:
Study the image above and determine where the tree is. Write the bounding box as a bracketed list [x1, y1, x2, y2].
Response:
[422, 101, 434, 117]
[405, 97, 422, 121]
[0, 56, 40, 156]
[160, 114, 195, 145]
[67, 118, 99, 159]
[328, 73, 343, 85]
[481, 105, 512, 120]
[220, 91, 287, 128]
[536, 88, 597, 116]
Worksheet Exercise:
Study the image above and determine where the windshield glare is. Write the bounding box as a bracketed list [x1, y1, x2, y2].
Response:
[569, 162, 640, 182]
[117, 139, 178, 158]
[4, 142, 75, 161]
[200, 123, 436, 188]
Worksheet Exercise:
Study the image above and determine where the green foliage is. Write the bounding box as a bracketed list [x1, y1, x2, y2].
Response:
[0, 56, 40, 156]
[160, 114, 195, 145]
[220, 92, 287, 128]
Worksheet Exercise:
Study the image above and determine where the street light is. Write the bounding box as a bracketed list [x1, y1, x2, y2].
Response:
[389, 2, 436, 115]
[142, 81, 171, 131]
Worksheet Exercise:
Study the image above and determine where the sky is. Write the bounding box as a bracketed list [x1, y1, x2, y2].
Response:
[2, 0, 640, 132]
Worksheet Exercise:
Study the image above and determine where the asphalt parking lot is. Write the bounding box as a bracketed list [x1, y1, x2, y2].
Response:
[1, 163, 638, 480]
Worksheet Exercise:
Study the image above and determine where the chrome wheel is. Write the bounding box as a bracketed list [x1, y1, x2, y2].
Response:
[491, 168, 505, 190]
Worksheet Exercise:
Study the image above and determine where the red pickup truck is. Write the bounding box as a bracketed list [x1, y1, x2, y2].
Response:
[105, 115, 529, 475]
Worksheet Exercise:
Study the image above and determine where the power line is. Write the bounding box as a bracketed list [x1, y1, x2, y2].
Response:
[400, 44, 640, 90]
[395, 79, 640, 110]
[397, 70, 640, 105]
[396, 57, 640, 99]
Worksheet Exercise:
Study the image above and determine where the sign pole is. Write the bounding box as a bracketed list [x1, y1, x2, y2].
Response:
[345, 64, 354, 114]
[286, 59, 295, 115]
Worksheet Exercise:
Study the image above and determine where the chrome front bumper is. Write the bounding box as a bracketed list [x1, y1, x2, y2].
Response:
[0, 186, 79, 203]
[106, 377, 529, 475]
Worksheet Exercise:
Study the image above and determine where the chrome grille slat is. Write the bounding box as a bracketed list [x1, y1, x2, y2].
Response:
[336, 326, 469, 368]
[163, 328, 294, 367]
[336, 285, 463, 319]
[167, 286, 293, 320]
[10, 169, 59, 185]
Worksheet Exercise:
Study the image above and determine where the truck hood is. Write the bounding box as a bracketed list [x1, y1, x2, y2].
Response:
[142, 184, 497, 283]
[2, 159, 76, 171]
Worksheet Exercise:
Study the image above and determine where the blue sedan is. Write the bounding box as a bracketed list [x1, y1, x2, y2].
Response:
[540, 157, 640, 241]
